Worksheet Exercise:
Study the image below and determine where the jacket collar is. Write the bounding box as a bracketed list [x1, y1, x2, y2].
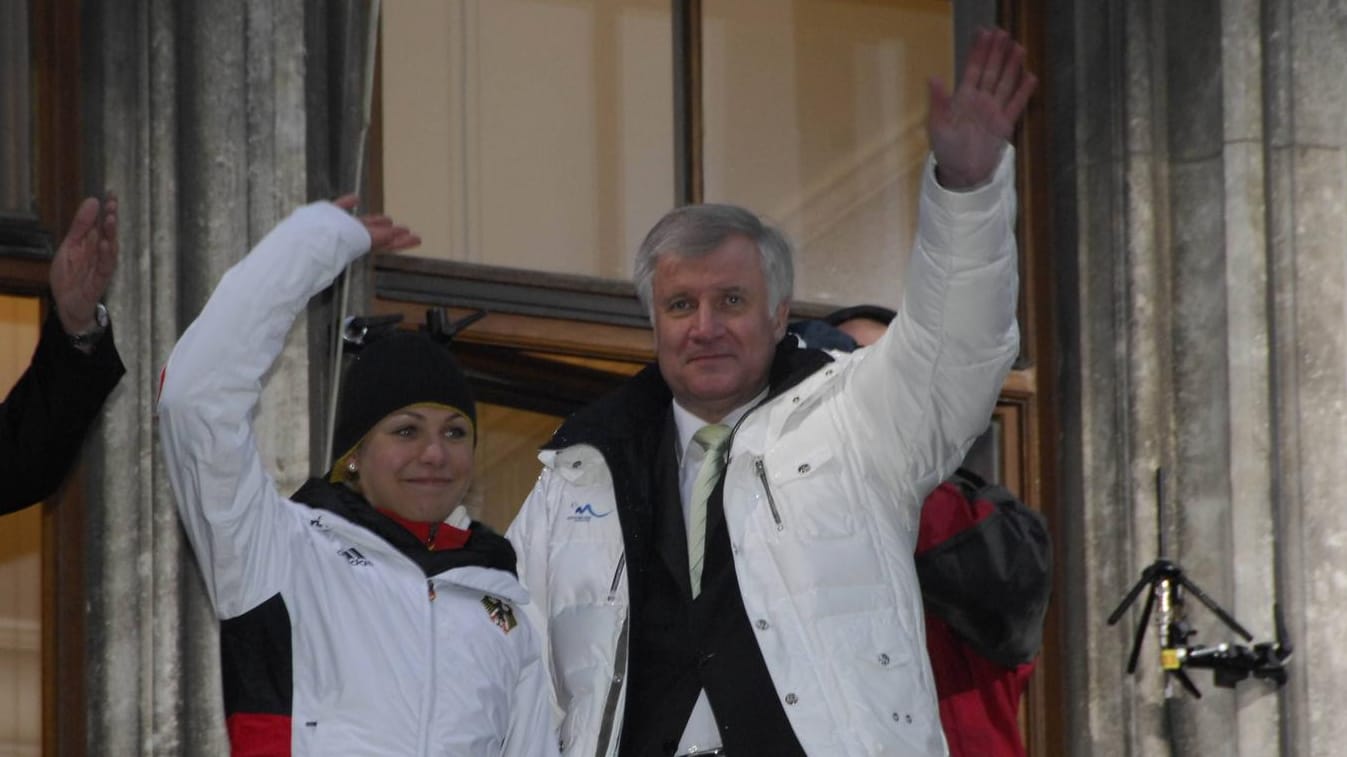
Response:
[290, 478, 517, 578]
[540, 338, 833, 615]
[546, 336, 834, 452]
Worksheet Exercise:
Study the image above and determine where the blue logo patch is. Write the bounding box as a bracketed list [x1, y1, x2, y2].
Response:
[567, 503, 611, 522]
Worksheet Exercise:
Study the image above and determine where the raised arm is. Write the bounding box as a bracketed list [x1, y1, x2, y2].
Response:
[0, 195, 125, 514]
[51, 193, 120, 340]
[157, 198, 415, 616]
[928, 27, 1037, 190]
[843, 28, 1034, 508]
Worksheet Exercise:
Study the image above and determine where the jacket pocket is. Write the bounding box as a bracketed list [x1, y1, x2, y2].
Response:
[755, 445, 859, 540]
[815, 610, 944, 755]
[552, 601, 627, 755]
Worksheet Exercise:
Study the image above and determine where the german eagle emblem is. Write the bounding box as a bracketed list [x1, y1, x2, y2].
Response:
[481, 595, 517, 634]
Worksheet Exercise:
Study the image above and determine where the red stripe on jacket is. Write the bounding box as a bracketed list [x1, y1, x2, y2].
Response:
[226, 713, 291, 756]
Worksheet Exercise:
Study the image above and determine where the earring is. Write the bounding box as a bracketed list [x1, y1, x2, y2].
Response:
[347, 460, 358, 475]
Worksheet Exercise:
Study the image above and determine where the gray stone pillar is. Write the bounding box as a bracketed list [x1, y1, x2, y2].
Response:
[1050, 0, 1347, 754]
[1264, 2, 1347, 755]
[81, 1, 310, 753]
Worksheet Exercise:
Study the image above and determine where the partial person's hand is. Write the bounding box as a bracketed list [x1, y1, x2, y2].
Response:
[51, 193, 119, 336]
[333, 194, 422, 255]
[927, 28, 1037, 190]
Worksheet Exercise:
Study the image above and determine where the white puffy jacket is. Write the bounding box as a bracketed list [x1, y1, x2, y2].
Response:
[159, 203, 557, 756]
[507, 150, 1020, 757]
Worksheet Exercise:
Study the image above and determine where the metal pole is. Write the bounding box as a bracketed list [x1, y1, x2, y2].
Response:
[323, 0, 382, 468]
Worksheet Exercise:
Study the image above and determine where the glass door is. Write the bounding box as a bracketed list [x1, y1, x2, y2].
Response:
[0, 294, 44, 757]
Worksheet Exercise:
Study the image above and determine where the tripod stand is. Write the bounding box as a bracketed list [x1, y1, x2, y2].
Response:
[1107, 558, 1260, 697]
[1107, 471, 1290, 697]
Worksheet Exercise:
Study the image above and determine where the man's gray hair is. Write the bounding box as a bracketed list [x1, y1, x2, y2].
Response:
[633, 203, 794, 317]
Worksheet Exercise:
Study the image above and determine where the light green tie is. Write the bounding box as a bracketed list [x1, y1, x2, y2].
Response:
[688, 423, 731, 598]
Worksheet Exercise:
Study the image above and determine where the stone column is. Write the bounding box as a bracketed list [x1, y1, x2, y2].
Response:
[80, 1, 310, 753]
[1049, 0, 1347, 754]
[1264, 1, 1347, 755]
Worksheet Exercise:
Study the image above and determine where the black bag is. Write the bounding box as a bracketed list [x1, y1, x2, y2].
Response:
[915, 468, 1053, 668]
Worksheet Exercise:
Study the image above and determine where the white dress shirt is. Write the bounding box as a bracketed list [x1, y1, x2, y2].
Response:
[669, 391, 765, 755]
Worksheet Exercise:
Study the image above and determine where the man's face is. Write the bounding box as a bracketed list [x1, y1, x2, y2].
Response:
[651, 234, 789, 423]
[837, 317, 889, 348]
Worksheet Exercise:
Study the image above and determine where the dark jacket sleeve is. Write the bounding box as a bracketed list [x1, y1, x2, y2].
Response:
[0, 310, 126, 514]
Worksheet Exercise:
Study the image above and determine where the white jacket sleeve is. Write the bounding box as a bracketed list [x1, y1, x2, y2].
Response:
[844, 147, 1020, 503]
[503, 642, 561, 757]
[506, 470, 556, 688]
[504, 470, 563, 755]
[158, 203, 371, 618]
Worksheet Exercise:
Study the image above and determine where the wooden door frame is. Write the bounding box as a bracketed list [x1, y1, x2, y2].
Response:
[998, 0, 1061, 752]
[366, 0, 1062, 751]
[3, 0, 89, 753]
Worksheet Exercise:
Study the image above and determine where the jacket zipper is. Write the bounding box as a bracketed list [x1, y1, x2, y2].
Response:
[595, 556, 628, 756]
[755, 457, 784, 530]
[420, 578, 437, 755]
[606, 553, 626, 602]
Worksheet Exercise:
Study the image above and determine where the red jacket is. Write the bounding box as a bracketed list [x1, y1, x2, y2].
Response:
[916, 472, 1051, 757]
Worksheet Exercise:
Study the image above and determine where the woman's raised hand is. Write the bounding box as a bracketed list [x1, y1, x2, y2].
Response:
[334, 194, 422, 255]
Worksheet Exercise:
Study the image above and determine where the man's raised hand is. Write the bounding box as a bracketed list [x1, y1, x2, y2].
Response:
[927, 28, 1037, 190]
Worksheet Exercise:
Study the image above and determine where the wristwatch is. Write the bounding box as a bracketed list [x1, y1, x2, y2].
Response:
[68, 303, 110, 349]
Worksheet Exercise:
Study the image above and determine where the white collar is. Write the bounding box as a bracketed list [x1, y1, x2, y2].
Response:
[671, 387, 768, 464]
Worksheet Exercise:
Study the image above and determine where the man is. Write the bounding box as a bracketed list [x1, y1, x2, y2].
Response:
[789, 306, 1051, 757]
[1, 194, 125, 514]
[508, 28, 1035, 756]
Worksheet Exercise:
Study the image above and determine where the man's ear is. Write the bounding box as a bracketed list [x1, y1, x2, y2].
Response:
[649, 311, 662, 350]
[772, 300, 792, 340]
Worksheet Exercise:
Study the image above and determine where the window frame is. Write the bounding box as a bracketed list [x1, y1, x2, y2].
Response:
[367, 1, 1061, 752]
[1, 0, 89, 753]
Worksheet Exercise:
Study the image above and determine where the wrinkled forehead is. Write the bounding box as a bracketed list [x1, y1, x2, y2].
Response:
[653, 234, 766, 287]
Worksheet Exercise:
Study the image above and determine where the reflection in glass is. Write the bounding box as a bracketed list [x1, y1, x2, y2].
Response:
[382, 0, 674, 280]
[963, 419, 1002, 485]
[1, 2, 33, 219]
[702, 0, 953, 307]
[0, 295, 43, 754]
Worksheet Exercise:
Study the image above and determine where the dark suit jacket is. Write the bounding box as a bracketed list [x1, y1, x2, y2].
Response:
[0, 310, 125, 514]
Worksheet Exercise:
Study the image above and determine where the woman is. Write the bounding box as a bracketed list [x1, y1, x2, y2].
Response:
[158, 197, 556, 756]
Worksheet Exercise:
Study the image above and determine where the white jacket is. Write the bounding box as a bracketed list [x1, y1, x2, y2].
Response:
[159, 203, 557, 756]
[507, 150, 1020, 756]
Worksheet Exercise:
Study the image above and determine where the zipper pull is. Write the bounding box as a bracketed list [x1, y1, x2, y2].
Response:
[427, 579, 436, 602]
[755, 457, 785, 530]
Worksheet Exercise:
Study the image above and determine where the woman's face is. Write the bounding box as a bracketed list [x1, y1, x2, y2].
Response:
[351, 404, 475, 523]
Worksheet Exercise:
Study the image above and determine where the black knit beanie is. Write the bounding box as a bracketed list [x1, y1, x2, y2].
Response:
[330, 330, 476, 471]
[823, 304, 896, 327]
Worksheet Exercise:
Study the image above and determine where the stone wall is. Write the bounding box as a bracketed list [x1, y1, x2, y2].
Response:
[76, 1, 373, 752]
[1047, 0, 1347, 754]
